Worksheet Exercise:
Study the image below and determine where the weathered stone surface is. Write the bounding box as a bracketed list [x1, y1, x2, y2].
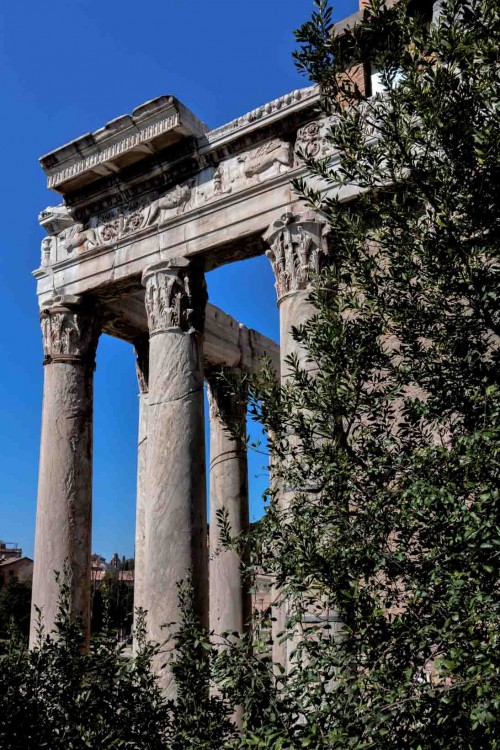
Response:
[30, 299, 100, 649]
[207, 373, 250, 642]
[264, 212, 327, 669]
[33, 84, 335, 302]
[142, 259, 208, 696]
[40, 96, 208, 194]
[132, 337, 149, 649]
[31, 84, 347, 683]
[264, 211, 328, 309]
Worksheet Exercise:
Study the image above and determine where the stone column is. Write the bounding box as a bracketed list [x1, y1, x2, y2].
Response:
[263, 211, 328, 670]
[142, 258, 208, 697]
[30, 296, 100, 649]
[133, 335, 149, 650]
[207, 371, 250, 642]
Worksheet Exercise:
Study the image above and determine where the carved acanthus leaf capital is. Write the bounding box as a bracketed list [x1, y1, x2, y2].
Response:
[142, 259, 207, 336]
[40, 296, 100, 365]
[263, 212, 328, 302]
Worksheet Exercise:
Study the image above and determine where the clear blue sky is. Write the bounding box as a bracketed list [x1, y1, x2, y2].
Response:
[0, 0, 357, 561]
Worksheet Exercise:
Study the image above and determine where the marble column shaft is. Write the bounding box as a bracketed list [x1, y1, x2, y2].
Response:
[142, 258, 208, 697]
[133, 336, 149, 649]
[207, 372, 250, 642]
[30, 297, 99, 649]
[264, 211, 327, 670]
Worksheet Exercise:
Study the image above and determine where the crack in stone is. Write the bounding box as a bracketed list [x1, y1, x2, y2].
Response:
[147, 385, 203, 406]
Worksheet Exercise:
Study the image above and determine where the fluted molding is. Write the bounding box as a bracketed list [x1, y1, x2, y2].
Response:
[40, 296, 100, 365]
[263, 211, 328, 304]
[142, 258, 207, 336]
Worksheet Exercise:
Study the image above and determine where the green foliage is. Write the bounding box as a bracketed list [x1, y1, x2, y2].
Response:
[0, 578, 31, 642]
[212, 0, 500, 747]
[0, 578, 230, 749]
[3, 2, 500, 747]
[165, 584, 234, 749]
[0, 577, 165, 749]
[92, 572, 134, 637]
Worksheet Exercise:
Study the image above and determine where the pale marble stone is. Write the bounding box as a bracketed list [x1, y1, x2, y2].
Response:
[30, 298, 100, 649]
[142, 259, 208, 697]
[132, 336, 149, 651]
[263, 212, 328, 670]
[32, 84, 344, 682]
[207, 373, 250, 642]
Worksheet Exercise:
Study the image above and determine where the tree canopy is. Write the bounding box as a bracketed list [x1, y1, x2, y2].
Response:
[1, 1, 499, 748]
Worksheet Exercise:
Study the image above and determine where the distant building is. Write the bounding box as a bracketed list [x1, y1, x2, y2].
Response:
[0, 545, 33, 588]
[91, 553, 134, 589]
[0, 540, 22, 563]
[91, 568, 134, 587]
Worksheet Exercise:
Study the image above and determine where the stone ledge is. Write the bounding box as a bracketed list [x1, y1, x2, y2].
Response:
[40, 96, 209, 194]
[201, 85, 319, 152]
[39, 86, 320, 197]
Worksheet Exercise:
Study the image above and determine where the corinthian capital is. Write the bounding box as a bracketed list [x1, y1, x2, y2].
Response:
[263, 211, 328, 303]
[142, 258, 207, 336]
[40, 296, 100, 365]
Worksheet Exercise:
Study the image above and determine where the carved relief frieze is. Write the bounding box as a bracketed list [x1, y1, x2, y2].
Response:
[295, 121, 322, 158]
[294, 118, 337, 165]
[40, 301, 100, 364]
[52, 181, 195, 259]
[40, 237, 55, 267]
[264, 212, 328, 301]
[38, 132, 298, 269]
[62, 223, 99, 255]
[142, 260, 207, 335]
[199, 138, 292, 205]
[238, 139, 292, 179]
[95, 197, 152, 245]
[148, 182, 193, 224]
[212, 164, 231, 198]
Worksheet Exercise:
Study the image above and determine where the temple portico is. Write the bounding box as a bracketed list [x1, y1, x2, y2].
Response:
[31, 83, 342, 690]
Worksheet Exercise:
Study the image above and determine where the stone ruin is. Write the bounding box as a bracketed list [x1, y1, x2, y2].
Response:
[32, 82, 335, 693]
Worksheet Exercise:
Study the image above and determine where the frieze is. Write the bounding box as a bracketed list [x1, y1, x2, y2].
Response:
[63, 223, 99, 255]
[238, 139, 292, 179]
[149, 182, 193, 223]
[39, 136, 295, 265]
[40, 236, 55, 267]
[56, 182, 194, 257]
[200, 138, 292, 203]
[212, 165, 230, 198]
[294, 118, 338, 164]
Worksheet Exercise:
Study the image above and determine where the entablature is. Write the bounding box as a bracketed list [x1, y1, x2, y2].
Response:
[34, 84, 356, 302]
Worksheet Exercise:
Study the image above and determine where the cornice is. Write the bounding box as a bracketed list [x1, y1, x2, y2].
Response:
[40, 97, 208, 194]
[201, 85, 320, 151]
[38, 86, 321, 198]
